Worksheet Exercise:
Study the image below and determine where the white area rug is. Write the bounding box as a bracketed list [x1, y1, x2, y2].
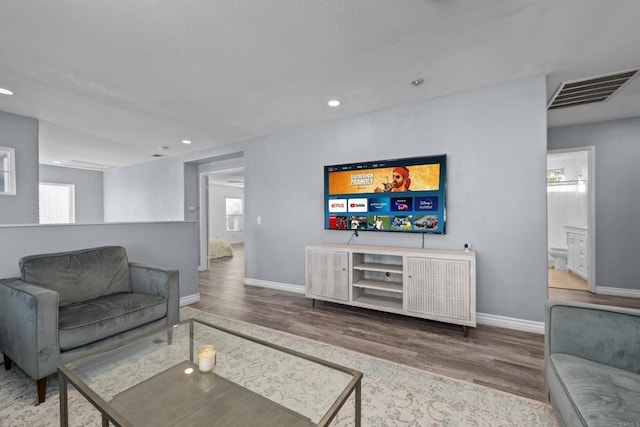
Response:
[0, 307, 557, 426]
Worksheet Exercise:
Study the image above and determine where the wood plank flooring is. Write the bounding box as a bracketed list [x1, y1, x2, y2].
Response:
[548, 267, 588, 291]
[191, 244, 640, 403]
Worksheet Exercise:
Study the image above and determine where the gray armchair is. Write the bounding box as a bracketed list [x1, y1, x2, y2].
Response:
[545, 300, 640, 426]
[0, 246, 179, 404]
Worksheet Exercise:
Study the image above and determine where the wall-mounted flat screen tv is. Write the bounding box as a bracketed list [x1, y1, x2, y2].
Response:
[324, 154, 446, 234]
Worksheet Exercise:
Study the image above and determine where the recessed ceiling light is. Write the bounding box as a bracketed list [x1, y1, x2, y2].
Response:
[328, 99, 341, 107]
[410, 78, 425, 87]
[182, 140, 192, 144]
[0, 87, 13, 95]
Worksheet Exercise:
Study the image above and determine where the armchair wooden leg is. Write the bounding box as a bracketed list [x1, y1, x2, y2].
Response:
[37, 378, 47, 404]
[3, 353, 12, 370]
[3, 355, 46, 403]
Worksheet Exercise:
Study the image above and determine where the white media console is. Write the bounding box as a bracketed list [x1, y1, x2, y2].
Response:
[305, 244, 477, 335]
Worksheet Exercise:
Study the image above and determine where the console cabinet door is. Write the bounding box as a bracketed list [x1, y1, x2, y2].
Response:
[405, 257, 472, 323]
[306, 249, 349, 301]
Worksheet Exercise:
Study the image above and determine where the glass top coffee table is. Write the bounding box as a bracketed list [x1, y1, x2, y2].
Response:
[58, 318, 362, 426]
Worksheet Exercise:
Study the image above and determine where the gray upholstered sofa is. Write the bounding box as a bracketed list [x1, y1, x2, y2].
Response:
[545, 300, 640, 426]
[0, 246, 179, 403]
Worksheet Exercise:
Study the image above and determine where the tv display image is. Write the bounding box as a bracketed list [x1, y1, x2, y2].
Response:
[324, 154, 447, 234]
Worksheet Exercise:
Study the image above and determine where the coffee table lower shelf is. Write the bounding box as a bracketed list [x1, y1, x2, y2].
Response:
[107, 360, 312, 426]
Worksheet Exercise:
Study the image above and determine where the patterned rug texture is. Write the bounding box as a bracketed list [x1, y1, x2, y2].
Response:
[0, 306, 557, 426]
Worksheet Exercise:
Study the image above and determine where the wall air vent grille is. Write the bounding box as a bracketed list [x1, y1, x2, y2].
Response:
[547, 69, 639, 110]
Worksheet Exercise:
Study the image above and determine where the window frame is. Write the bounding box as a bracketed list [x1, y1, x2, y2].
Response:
[0, 146, 16, 196]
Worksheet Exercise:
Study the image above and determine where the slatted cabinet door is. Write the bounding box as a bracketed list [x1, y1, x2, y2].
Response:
[405, 257, 475, 326]
[305, 249, 349, 302]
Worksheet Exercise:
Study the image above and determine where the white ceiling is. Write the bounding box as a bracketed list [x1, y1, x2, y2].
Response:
[1, 1, 639, 169]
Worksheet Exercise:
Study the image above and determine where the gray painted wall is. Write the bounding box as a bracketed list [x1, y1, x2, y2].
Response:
[548, 117, 640, 290]
[0, 222, 199, 299]
[39, 165, 104, 223]
[0, 111, 39, 224]
[243, 76, 548, 321]
[103, 157, 185, 222]
[184, 162, 199, 222]
[104, 76, 549, 322]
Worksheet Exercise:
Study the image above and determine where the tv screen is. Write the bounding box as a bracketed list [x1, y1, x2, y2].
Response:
[324, 154, 446, 234]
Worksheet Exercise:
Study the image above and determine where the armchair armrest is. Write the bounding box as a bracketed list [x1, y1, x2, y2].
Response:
[545, 300, 640, 373]
[129, 263, 179, 326]
[0, 278, 60, 380]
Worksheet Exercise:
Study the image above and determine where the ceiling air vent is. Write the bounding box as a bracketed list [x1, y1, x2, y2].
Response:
[547, 69, 639, 110]
[64, 160, 115, 171]
[152, 146, 170, 158]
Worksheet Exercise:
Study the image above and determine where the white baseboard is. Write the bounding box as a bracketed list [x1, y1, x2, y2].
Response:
[476, 313, 544, 335]
[595, 286, 640, 298]
[180, 293, 200, 306]
[244, 278, 305, 294]
[243, 278, 545, 334]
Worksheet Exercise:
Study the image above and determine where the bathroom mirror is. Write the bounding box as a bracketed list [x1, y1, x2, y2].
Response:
[0, 147, 16, 195]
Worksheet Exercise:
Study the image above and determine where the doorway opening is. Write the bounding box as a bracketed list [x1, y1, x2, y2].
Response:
[547, 147, 595, 292]
[199, 168, 245, 274]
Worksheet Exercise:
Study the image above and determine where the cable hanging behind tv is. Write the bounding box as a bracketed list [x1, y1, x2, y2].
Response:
[323, 154, 447, 234]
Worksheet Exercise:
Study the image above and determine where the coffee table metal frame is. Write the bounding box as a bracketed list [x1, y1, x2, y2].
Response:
[58, 318, 362, 427]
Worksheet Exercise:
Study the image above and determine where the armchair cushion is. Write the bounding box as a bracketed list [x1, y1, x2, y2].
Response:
[20, 246, 132, 307]
[546, 302, 640, 373]
[547, 353, 640, 425]
[58, 292, 167, 351]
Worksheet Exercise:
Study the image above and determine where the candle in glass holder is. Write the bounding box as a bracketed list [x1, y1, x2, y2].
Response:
[198, 345, 216, 372]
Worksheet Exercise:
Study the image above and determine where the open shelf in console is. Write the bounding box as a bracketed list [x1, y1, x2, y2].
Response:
[352, 291, 403, 310]
[353, 262, 403, 274]
[352, 251, 403, 310]
[353, 279, 402, 293]
[353, 253, 402, 271]
[352, 252, 403, 295]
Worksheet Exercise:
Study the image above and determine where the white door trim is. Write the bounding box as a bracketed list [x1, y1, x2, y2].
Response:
[547, 146, 596, 292]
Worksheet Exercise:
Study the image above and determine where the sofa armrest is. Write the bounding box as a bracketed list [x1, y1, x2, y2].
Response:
[545, 300, 640, 373]
[129, 263, 179, 326]
[0, 278, 60, 380]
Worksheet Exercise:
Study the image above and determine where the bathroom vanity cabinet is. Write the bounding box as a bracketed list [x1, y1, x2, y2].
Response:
[566, 226, 588, 280]
[305, 244, 476, 335]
